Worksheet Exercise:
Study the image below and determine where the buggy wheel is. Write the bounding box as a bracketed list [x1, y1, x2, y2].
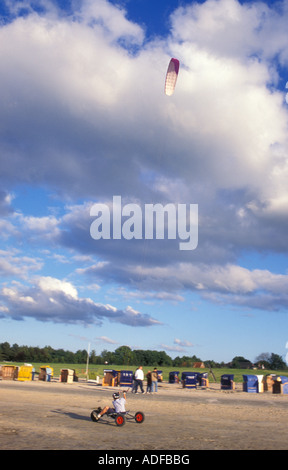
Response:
[115, 414, 126, 426]
[90, 410, 100, 422]
[134, 411, 145, 423]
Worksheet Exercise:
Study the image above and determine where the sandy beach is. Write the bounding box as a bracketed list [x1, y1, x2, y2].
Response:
[0, 378, 287, 451]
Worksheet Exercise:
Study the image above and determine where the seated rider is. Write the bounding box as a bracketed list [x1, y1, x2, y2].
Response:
[95, 391, 127, 420]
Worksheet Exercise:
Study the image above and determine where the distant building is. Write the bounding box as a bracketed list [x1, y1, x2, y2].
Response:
[193, 362, 205, 368]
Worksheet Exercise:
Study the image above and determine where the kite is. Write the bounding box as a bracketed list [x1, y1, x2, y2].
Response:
[164, 58, 180, 96]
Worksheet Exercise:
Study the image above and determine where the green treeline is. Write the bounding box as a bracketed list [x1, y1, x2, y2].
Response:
[0, 342, 198, 366]
[0, 342, 286, 369]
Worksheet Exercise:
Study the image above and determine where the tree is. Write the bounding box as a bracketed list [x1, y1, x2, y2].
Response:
[269, 353, 287, 370]
[156, 351, 173, 366]
[255, 352, 271, 369]
[172, 354, 201, 368]
[0, 342, 12, 361]
[230, 356, 252, 369]
[90, 349, 98, 364]
[113, 346, 134, 365]
[74, 349, 87, 364]
[255, 352, 287, 370]
[100, 349, 114, 365]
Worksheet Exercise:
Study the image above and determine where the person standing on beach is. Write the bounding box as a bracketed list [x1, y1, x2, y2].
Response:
[146, 370, 152, 393]
[151, 367, 158, 393]
[131, 368, 138, 393]
[134, 366, 144, 393]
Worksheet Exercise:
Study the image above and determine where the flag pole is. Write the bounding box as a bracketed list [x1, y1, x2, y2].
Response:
[86, 342, 90, 381]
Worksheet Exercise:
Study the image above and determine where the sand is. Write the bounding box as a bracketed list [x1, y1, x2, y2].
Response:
[0, 378, 287, 451]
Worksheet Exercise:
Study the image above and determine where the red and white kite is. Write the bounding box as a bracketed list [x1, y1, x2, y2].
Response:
[164, 58, 180, 96]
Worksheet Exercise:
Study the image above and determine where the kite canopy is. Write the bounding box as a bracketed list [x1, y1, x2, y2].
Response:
[164, 58, 180, 96]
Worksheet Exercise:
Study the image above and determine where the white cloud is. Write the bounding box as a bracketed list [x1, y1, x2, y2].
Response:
[0, 275, 161, 326]
[20, 215, 59, 233]
[0, 249, 42, 278]
[37, 276, 78, 299]
[159, 343, 186, 353]
[95, 335, 118, 345]
[174, 338, 194, 348]
[170, 0, 288, 64]
[1, 0, 288, 208]
[125, 262, 288, 296]
[77, 0, 144, 45]
[1, 0, 288, 325]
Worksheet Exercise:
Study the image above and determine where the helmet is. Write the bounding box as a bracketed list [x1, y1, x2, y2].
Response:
[113, 392, 120, 400]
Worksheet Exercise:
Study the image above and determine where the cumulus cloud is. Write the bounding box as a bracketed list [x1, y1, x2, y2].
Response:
[2, 192, 288, 317]
[0, 0, 287, 211]
[1, 0, 287, 206]
[1, 0, 288, 326]
[0, 275, 161, 326]
[170, 0, 288, 62]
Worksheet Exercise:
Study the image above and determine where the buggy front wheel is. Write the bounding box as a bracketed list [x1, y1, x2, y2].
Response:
[115, 414, 126, 426]
[134, 411, 145, 423]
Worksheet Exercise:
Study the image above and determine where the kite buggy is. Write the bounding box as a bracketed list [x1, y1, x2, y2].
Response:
[90, 390, 145, 427]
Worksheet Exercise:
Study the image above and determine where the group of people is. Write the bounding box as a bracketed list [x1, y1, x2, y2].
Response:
[132, 366, 159, 394]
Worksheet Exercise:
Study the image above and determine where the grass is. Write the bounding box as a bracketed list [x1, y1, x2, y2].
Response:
[1, 362, 287, 382]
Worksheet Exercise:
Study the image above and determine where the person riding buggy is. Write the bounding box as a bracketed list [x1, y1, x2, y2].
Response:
[94, 390, 127, 421]
[90, 390, 145, 426]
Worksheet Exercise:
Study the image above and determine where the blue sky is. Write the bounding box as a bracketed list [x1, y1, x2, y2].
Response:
[1, 0, 288, 364]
